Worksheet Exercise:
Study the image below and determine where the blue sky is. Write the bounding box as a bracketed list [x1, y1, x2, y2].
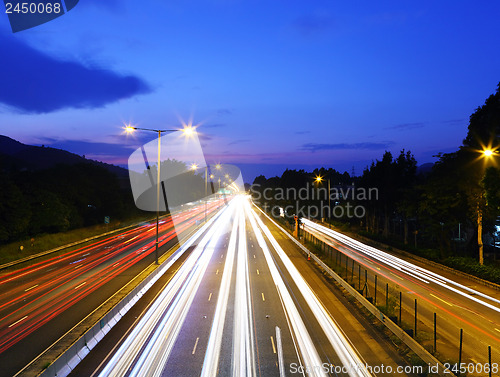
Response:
[1, 0, 500, 181]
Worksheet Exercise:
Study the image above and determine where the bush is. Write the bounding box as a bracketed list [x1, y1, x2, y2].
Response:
[443, 257, 500, 284]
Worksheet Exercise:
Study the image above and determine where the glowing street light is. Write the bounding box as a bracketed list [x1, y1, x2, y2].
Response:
[476, 146, 499, 265]
[123, 123, 195, 265]
[483, 149, 494, 157]
[190, 163, 199, 171]
[182, 126, 195, 137]
[314, 175, 330, 220]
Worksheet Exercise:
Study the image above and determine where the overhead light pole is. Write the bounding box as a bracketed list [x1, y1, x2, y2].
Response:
[125, 124, 195, 265]
[477, 148, 498, 265]
[205, 165, 208, 222]
[315, 175, 331, 220]
[190, 163, 209, 222]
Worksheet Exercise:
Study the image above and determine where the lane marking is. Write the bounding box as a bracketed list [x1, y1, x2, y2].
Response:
[113, 262, 120, 267]
[74, 264, 83, 269]
[208, 293, 212, 301]
[430, 293, 453, 307]
[216, 269, 219, 275]
[257, 269, 260, 275]
[262, 293, 265, 302]
[9, 316, 28, 328]
[495, 328, 500, 333]
[390, 272, 404, 281]
[253, 255, 256, 259]
[25, 284, 38, 292]
[123, 235, 139, 244]
[276, 327, 285, 377]
[270, 336, 276, 354]
[74, 282, 87, 290]
[192, 337, 200, 355]
[221, 254, 224, 259]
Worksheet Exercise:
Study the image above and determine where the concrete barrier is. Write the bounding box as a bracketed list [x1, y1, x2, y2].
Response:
[36, 268, 157, 377]
[29, 209, 218, 377]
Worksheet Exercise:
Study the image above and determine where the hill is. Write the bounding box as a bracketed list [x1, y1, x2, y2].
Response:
[0, 135, 128, 177]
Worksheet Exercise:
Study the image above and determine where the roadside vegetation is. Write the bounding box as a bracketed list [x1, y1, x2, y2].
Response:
[252, 82, 500, 283]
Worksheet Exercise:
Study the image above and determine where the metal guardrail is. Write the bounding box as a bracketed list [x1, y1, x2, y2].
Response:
[37, 260, 162, 377]
[256, 207, 452, 377]
[28, 206, 222, 377]
[0, 217, 164, 271]
[327, 224, 500, 292]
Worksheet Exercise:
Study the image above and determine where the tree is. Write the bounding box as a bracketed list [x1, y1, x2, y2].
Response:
[461, 82, 500, 264]
[0, 175, 31, 242]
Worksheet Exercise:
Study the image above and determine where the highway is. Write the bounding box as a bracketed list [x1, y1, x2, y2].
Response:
[302, 218, 500, 375]
[88, 196, 414, 377]
[0, 200, 222, 376]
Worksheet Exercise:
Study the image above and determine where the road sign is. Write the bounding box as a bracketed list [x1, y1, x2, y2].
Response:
[104, 216, 110, 224]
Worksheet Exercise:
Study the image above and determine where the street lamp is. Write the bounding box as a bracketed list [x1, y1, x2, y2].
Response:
[315, 175, 331, 220]
[190, 162, 210, 222]
[476, 148, 499, 265]
[213, 164, 222, 193]
[125, 124, 195, 265]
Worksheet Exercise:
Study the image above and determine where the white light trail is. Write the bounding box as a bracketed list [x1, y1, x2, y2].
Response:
[201, 199, 241, 377]
[98, 202, 234, 377]
[232, 202, 257, 377]
[302, 218, 500, 314]
[246, 202, 329, 377]
[100, 197, 375, 377]
[249, 203, 372, 377]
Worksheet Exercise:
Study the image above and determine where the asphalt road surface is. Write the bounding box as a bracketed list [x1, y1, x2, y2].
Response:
[83, 196, 414, 377]
[0, 201, 222, 376]
[302, 218, 500, 376]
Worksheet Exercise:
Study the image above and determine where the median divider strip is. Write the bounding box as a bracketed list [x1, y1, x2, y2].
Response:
[14, 217, 208, 377]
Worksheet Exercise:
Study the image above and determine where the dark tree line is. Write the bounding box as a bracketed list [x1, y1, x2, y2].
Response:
[252, 82, 500, 262]
[0, 163, 139, 243]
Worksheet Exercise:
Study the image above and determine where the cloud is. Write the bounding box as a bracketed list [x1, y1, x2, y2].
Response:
[0, 34, 151, 114]
[228, 139, 250, 145]
[198, 134, 213, 142]
[292, 13, 335, 36]
[441, 119, 466, 125]
[301, 142, 394, 152]
[217, 108, 232, 115]
[295, 130, 311, 135]
[385, 122, 425, 130]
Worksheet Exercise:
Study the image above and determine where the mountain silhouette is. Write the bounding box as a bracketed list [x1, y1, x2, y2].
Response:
[0, 135, 128, 178]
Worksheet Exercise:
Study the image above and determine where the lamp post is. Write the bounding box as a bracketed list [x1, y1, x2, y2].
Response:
[125, 124, 194, 265]
[478, 148, 498, 265]
[315, 175, 331, 220]
[205, 166, 208, 222]
[190, 163, 210, 222]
